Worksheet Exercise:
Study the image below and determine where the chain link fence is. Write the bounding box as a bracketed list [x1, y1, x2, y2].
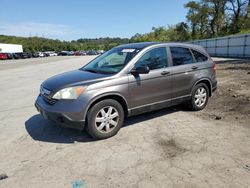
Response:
[189, 34, 250, 58]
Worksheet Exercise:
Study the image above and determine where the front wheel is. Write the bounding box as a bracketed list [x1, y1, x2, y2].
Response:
[86, 99, 124, 139]
[188, 83, 209, 111]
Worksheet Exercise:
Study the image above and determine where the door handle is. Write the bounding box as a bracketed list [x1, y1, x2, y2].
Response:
[161, 71, 170, 75]
[192, 66, 198, 70]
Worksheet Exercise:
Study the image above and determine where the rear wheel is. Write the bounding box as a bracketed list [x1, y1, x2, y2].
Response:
[87, 99, 124, 139]
[188, 83, 209, 111]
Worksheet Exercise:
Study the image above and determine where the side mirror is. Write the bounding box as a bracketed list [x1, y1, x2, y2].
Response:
[130, 66, 150, 75]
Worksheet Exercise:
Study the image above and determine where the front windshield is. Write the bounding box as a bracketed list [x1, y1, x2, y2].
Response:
[81, 47, 141, 74]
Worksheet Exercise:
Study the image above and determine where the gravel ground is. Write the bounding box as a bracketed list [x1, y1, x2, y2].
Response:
[0, 56, 250, 188]
[196, 58, 250, 125]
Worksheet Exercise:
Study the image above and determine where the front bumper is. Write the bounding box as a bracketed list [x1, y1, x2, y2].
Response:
[35, 95, 85, 130]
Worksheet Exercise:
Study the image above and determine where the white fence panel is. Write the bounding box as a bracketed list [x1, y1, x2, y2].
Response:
[189, 34, 250, 58]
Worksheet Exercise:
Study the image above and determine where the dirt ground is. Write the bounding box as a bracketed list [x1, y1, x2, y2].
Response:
[0, 56, 250, 188]
[197, 59, 250, 126]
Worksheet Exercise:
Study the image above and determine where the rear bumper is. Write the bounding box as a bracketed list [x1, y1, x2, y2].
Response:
[211, 79, 217, 94]
[35, 95, 85, 130]
[212, 85, 217, 92]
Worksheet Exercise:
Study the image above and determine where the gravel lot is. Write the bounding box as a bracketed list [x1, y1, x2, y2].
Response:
[0, 56, 250, 188]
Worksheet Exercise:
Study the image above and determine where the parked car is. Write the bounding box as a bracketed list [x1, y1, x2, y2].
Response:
[74, 51, 83, 56]
[51, 52, 58, 56]
[14, 52, 26, 59]
[87, 50, 98, 55]
[58, 51, 70, 56]
[97, 50, 105, 54]
[6, 53, 14, 59]
[12, 53, 19, 59]
[25, 52, 33, 58]
[45, 51, 57, 56]
[22, 52, 30, 58]
[32, 52, 39, 58]
[0, 53, 8, 60]
[37, 52, 45, 57]
[74, 51, 87, 56]
[44, 52, 49, 57]
[81, 51, 87, 55]
[35, 42, 217, 139]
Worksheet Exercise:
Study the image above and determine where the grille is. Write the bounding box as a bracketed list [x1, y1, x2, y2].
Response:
[42, 94, 57, 105]
[40, 85, 57, 105]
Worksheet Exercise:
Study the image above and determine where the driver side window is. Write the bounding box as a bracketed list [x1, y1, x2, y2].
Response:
[134, 47, 168, 70]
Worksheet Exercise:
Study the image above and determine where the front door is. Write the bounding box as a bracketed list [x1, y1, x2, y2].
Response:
[128, 47, 172, 114]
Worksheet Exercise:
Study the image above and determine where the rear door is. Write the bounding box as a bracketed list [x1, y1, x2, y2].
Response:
[128, 47, 172, 110]
[190, 48, 211, 70]
[169, 46, 200, 98]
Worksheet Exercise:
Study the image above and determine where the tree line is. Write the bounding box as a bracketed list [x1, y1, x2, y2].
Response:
[0, 35, 130, 52]
[132, 0, 250, 42]
[0, 0, 249, 52]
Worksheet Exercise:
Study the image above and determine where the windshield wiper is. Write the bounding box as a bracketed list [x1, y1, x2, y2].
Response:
[82, 68, 99, 73]
[81, 68, 116, 74]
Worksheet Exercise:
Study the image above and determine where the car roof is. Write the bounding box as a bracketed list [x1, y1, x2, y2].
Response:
[116, 42, 160, 49]
[116, 42, 204, 51]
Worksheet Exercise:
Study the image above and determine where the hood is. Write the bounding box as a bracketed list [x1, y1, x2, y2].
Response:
[42, 69, 110, 92]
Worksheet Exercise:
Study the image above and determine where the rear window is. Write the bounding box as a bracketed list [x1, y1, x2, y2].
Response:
[191, 50, 208, 62]
[170, 47, 194, 66]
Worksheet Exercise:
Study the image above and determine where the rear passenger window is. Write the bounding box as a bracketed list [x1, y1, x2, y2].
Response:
[192, 50, 208, 62]
[170, 47, 194, 66]
[135, 47, 168, 70]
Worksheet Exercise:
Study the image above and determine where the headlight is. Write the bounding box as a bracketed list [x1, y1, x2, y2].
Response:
[52, 86, 86, 100]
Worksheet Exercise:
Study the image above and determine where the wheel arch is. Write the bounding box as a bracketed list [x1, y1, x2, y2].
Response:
[192, 78, 212, 96]
[84, 93, 129, 121]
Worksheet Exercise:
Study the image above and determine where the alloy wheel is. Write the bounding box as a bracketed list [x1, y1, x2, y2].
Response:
[194, 87, 207, 107]
[95, 106, 119, 133]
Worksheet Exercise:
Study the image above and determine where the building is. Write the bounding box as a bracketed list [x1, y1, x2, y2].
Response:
[0, 43, 23, 53]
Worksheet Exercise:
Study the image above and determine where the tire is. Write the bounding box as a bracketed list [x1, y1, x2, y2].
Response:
[86, 99, 124, 139]
[188, 83, 209, 111]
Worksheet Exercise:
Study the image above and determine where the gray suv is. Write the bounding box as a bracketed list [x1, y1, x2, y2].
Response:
[35, 42, 217, 139]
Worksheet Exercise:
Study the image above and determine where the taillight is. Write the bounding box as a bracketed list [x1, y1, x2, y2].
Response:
[212, 61, 216, 73]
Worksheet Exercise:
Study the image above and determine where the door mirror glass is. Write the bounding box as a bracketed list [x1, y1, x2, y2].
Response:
[130, 66, 150, 74]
